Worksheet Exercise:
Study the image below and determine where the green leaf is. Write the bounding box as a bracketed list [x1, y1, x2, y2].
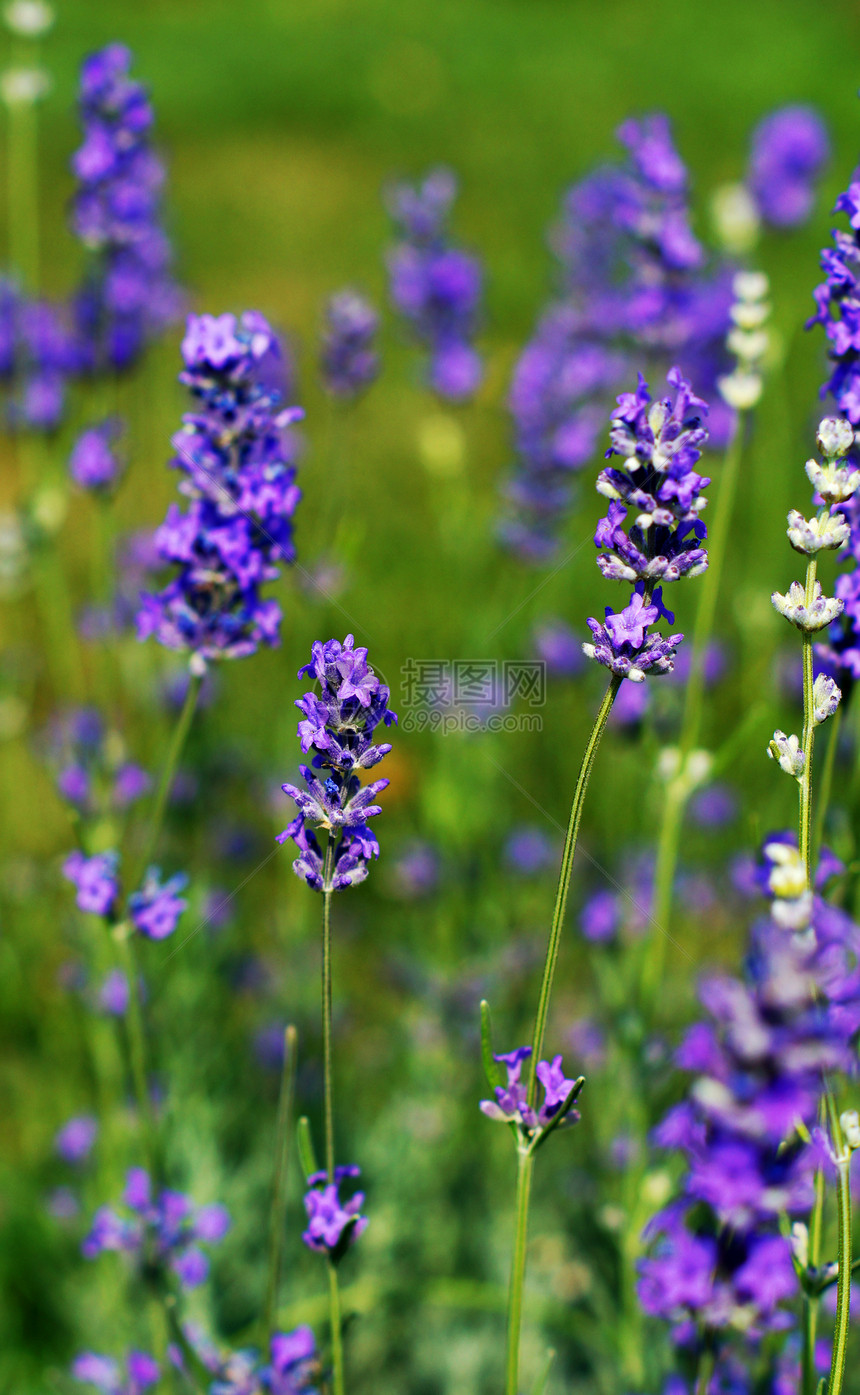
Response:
[530, 1348, 555, 1395]
[297, 1116, 318, 1181]
[530, 1077, 585, 1155]
[480, 999, 505, 1090]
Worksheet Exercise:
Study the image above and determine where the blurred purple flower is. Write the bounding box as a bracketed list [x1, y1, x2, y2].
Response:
[55, 1115, 98, 1165]
[69, 418, 125, 491]
[748, 106, 829, 228]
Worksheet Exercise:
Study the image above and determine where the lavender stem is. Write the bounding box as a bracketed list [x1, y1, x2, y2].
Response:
[825, 1097, 852, 1395]
[642, 415, 746, 1012]
[135, 672, 201, 882]
[528, 673, 621, 1094]
[265, 1024, 298, 1340]
[504, 674, 619, 1395]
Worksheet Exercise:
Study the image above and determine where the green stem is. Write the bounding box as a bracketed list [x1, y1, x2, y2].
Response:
[502, 675, 619, 1395]
[505, 1149, 535, 1395]
[825, 1098, 852, 1395]
[115, 928, 161, 1179]
[328, 1260, 345, 1395]
[799, 558, 818, 885]
[527, 674, 621, 1097]
[7, 86, 39, 290]
[265, 1024, 298, 1339]
[695, 1347, 715, 1395]
[321, 841, 335, 1182]
[802, 1157, 826, 1395]
[134, 673, 201, 882]
[320, 839, 345, 1395]
[641, 415, 746, 1009]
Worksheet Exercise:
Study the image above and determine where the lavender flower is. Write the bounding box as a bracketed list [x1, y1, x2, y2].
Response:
[211, 1329, 320, 1395]
[532, 618, 585, 677]
[584, 589, 683, 682]
[748, 106, 829, 229]
[45, 706, 150, 818]
[63, 850, 120, 917]
[71, 1352, 159, 1395]
[320, 290, 380, 397]
[97, 968, 129, 1015]
[583, 368, 710, 682]
[62, 847, 188, 940]
[54, 1115, 98, 1165]
[69, 418, 125, 491]
[480, 1046, 582, 1145]
[302, 1165, 368, 1259]
[0, 282, 82, 432]
[386, 167, 483, 401]
[127, 868, 188, 940]
[83, 1167, 230, 1289]
[71, 44, 182, 371]
[138, 311, 301, 671]
[277, 636, 397, 892]
[638, 836, 860, 1374]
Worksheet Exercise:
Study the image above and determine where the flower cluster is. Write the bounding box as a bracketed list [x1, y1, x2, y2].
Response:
[302, 1166, 368, 1259]
[638, 835, 860, 1379]
[747, 106, 829, 230]
[69, 418, 125, 492]
[43, 706, 150, 818]
[480, 1046, 582, 1147]
[71, 44, 182, 371]
[320, 290, 380, 398]
[83, 1167, 230, 1289]
[71, 1351, 159, 1395]
[63, 848, 187, 940]
[583, 368, 710, 682]
[210, 1328, 320, 1395]
[137, 311, 301, 670]
[386, 167, 483, 401]
[502, 113, 732, 559]
[277, 636, 397, 892]
[500, 306, 627, 560]
[0, 280, 82, 431]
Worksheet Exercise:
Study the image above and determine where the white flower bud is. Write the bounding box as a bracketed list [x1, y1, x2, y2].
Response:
[718, 370, 763, 410]
[805, 457, 860, 505]
[841, 1110, 860, 1151]
[3, 0, 53, 35]
[0, 64, 49, 104]
[790, 1221, 809, 1269]
[733, 270, 769, 303]
[786, 509, 850, 554]
[813, 674, 842, 726]
[767, 730, 805, 780]
[817, 416, 855, 460]
[727, 327, 770, 363]
[710, 183, 760, 255]
[731, 300, 770, 329]
[764, 841, 808, 900]
[772, 580, 843, 632]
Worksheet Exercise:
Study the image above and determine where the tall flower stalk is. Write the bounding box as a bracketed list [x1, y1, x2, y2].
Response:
[770, 414, 858, 1395]
[277, 635, 396, 1395]
[642, 271, 771, 1012]
[487, 367, 711, 1395]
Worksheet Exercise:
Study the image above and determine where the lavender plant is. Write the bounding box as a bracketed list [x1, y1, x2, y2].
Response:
[277, 635, 396, 1395]
[488, 366, 711, 1395]
[70, 43, 181, 372]
[386, 167, 484, 401]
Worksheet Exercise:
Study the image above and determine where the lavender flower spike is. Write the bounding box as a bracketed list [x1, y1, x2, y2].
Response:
[321, 290, 380, 398]
[138, 310, 301, 671]
[302, 1165, 368, 1260]
[277, 635, 397, 892]
[480, 1046, 583, 1149]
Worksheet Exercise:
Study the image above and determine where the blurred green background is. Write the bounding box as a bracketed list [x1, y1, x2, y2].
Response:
[4, 0, 860, 1391]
